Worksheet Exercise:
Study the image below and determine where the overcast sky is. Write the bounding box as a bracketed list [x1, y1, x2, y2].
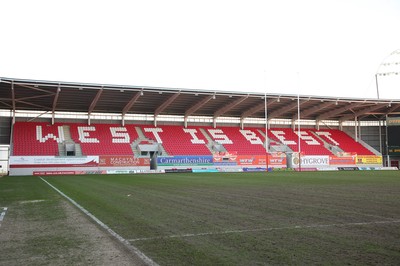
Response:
[1, 0, 400, 99]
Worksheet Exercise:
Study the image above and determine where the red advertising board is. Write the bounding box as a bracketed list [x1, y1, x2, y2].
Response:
[33, 171, 76, 175]
[236, 154, 287, 167]
[213, 152, 238, 162]
[98, 155, 150, 167]
[329, 155, 356, 165]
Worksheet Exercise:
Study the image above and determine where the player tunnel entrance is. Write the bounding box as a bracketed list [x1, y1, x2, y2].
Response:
[138, 143, 160, 170]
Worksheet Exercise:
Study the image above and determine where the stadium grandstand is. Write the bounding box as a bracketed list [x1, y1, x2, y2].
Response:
[0, 77, 399, 175]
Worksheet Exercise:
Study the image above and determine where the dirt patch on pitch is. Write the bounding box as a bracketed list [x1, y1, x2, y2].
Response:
[0, 199, 148, 265]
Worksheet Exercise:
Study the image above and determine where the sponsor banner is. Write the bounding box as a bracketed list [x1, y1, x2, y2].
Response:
[316, 167, 339, 171]
[236, 154, 287, 167]
[243, 167, 267, 172]
[78, 171, 107, 175]
[99, 155, 150, 167]
[158, 156, 213, 166]
[165, 168, 193, 173]
[294, 168, 318, 172]
[358, 167, 376, 171]
[10, 156, 99, 168]
[379, 167, 399, 171]
[106, 170, 135, 174]
[213, 152, 238, 163]
[387, 117, 400, 126]
[159, 154, 286, 168]
[33, 170, 107, 175]
[329, 155, 356, 165]
[213, 162, 237, 166]
[268, 153, 287, 166]
[388, 146, 400, 156]
[236, 155, 265, 166]
[338, 167, 359, 171]
[107, 169, 163, 174]
[292, 155, 329, 167]
[356, 155, 382, 165]
[216, 168, 243, 173]
[33, 171, 76, 175]
[192, 169, 219, 173]
[271, 168, 292, 172]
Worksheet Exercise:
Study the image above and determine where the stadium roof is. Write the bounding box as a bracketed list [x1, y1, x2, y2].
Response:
[1, 77, 399, 123]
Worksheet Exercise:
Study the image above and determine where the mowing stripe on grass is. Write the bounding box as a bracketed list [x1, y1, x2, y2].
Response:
[128, 219, 400, 242]
[39, 177, 159, 266]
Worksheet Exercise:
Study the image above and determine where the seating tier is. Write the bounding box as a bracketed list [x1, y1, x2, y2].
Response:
[314, 129, 374, 155]
[140, 125, 211, 155]
[268, 128, 333, 155]
[13, 122, 61, 156]
[205, 127, 267, 155]
[12, 122, 375, 157]
[69, 124, 137, 155]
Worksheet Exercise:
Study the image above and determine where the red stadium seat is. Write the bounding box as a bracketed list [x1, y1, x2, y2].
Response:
[313, 129, 374, 155]
[12, 122, 375, 157]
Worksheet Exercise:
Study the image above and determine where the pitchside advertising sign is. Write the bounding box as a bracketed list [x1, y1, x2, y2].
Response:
[291, 154, 329, 167]
[9, 153, 382, 174]
[157, 153, 287, 168]
[9, 156, 99, 168]
[9, 155, 150, 168]
[387, 116, 400, 156]
[291, 153, 381, 167]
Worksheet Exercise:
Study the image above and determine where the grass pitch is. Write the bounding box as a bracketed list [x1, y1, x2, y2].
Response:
[1, 171, 400, 265]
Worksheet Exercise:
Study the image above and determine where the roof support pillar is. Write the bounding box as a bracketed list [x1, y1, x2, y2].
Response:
[11, 81, 16, 125]
[51, 85, 61, 125]
[291, 119, 296, 130]
[385, 115, 390, 167]
[378, 119, 383, 154]
[354, 116, 358, 142]
[184, 116, 188, 128]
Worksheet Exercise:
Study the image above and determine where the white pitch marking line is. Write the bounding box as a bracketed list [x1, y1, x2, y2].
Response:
[19, 200, 46, 204]
[39, 177, 158, 266]
[0, 207, 8, 225]
[128, 219, 400, 242]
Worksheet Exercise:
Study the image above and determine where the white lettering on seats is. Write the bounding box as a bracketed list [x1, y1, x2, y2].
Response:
[315, 131, 339, 145]
[239, 130, 263, 145]
[183, 128, 206, 144]
[36, 126, 65, 143]
[110, 127, 130, 143]
[270, 130, 296, 145]
[144, 128, 163, 143]
[78, 126, 99, 143]
[207, 129, 233, 144]
[295, 131, 320, 145]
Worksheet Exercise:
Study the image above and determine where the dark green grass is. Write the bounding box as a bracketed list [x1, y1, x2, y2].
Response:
[2, 171, 400, 265]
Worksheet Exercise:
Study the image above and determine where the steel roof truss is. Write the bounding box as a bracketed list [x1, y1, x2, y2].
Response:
[88, 88, 103, 114]
[317, 102, 363, 121]
[185, 95, 214, 117]
[214, 95, 248, 118]
[154, 92, 181, 116]
[122, 91, 142, 115]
